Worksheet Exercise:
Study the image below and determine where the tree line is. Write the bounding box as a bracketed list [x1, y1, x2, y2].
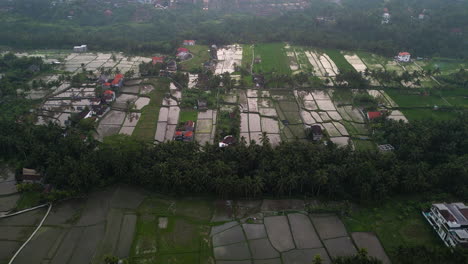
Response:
[0, 0, 466, 58]
[0, 113, 467, 202]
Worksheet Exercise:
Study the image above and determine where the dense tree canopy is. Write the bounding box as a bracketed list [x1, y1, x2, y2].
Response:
[1, 112, 467, 201]
[0, 0, 466, 58]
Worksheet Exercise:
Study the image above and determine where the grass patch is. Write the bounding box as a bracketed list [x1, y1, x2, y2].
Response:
[253, 43, 291, 75]
[402, 109, 459, 121]
[179, 110, 198, 123]
[356, 51, 389, 70]
[180, 45, 210, 72]
[324, 49, 355, 73]
[132, 78, 170, 141]
[343, 197, 441, 262]
[385, 89, 450, 108]
[216, 108, 240, 141]
[353, 139, 376, 151]
[422, 57, 467, 76]
[241, 44, 254, 70]
[130, 196, 213, 264]
[16, 191, 42, 210]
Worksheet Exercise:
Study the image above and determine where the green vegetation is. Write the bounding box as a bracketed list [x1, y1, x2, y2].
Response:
[180, 45, 210, 72]
[356, 52, 388, 70]
[352, 139, 375, 151]
[293, 47, 313, 73]
[241, 44, 254, 70]
[253, 43, 290, 75]
[132, 79, 170, 141]
[402, 109, 459, 121]
[16, 191, 42, 210]
[216, 107, 240, 141]
[130, 196, 213, 264]
[385, 89, 448, 107]
[181, 89, 217, 109]
[179, 110, 198, 123]
[422, 58, 467, 76]
[343, 197, 441, 262]
[325, 49, 355, 73]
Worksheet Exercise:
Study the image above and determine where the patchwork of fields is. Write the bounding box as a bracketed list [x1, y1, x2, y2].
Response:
[27, 45, 467, 146]
[1, 187, 399, 264]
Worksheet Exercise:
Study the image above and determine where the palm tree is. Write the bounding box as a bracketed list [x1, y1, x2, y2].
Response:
[260, 132, 270, 146]
[312, 254, 322, 264]
[252, 176, 264, 198]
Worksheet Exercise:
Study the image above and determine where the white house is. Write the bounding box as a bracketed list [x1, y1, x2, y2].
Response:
[423, 203, 468, 247]
[73, 45, 88, 53]
[397, 52, 411, 62]
[382, 13, 390, 24]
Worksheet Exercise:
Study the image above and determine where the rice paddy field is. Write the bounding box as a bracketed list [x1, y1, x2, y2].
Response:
[324, 49, 355, 73]
[2, 186, 443, 264]
[253, 43, 291, 75]
[132, 79, 170, 141]
[420, 57, 467, 76]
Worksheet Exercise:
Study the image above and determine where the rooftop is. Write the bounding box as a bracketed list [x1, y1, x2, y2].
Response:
[434, 203, 468, 226]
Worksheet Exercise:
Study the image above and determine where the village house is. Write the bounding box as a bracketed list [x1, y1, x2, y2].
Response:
[167, 60, 177, 71]
[176, 47, 191, 61]
[310, 125, 323, 141]
[197, 99, 208, 110]
[152, 56, 165, 65]
[111, 74, 124, 88]
[174, 121, 195, 142]
[73, 45, 88, 53]
[367, 111, 382, 121]
[423, 203, 468, 247]
[103, 90, 116, 103]
[397, 52, 411, 62]
[382, 8, 390, 24]
[219, 135, 235, 147]
[20, 168, 43, 184]
[183, 40, 196, 46]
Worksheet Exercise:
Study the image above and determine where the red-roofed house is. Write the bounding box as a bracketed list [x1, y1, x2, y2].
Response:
[103, 90, 116, 103]
[397, 52, 411, 62]
[152, 56, 164, 65]
[183, 40, 196, 46]
[176, 48, 191, 60]
[177, 48, 189, 54]
[111, 74, 124, 88]
[367, 111, 382, 120]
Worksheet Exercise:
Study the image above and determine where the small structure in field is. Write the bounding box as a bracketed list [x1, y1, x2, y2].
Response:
[382, 8, 390, 24]
[310, 124, 323, 141]
[20, 168, 43, 184]
[197, 99, 208, 110]
[423, 202, 468, 247]
[152, 56, 164, 65]
[397, 52, 411, 62]
[367, 111, 382, 121]
[219, 135, 235, 147]
[254, 57, 262, 64]
[73, 45, 88, 53]
[183, 40, 196, 46]
[378, 144, 394, 152]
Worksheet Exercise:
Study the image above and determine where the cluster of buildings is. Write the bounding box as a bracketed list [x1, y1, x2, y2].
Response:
[424, 202, 468, 247]
[174, 121, 195, 141]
